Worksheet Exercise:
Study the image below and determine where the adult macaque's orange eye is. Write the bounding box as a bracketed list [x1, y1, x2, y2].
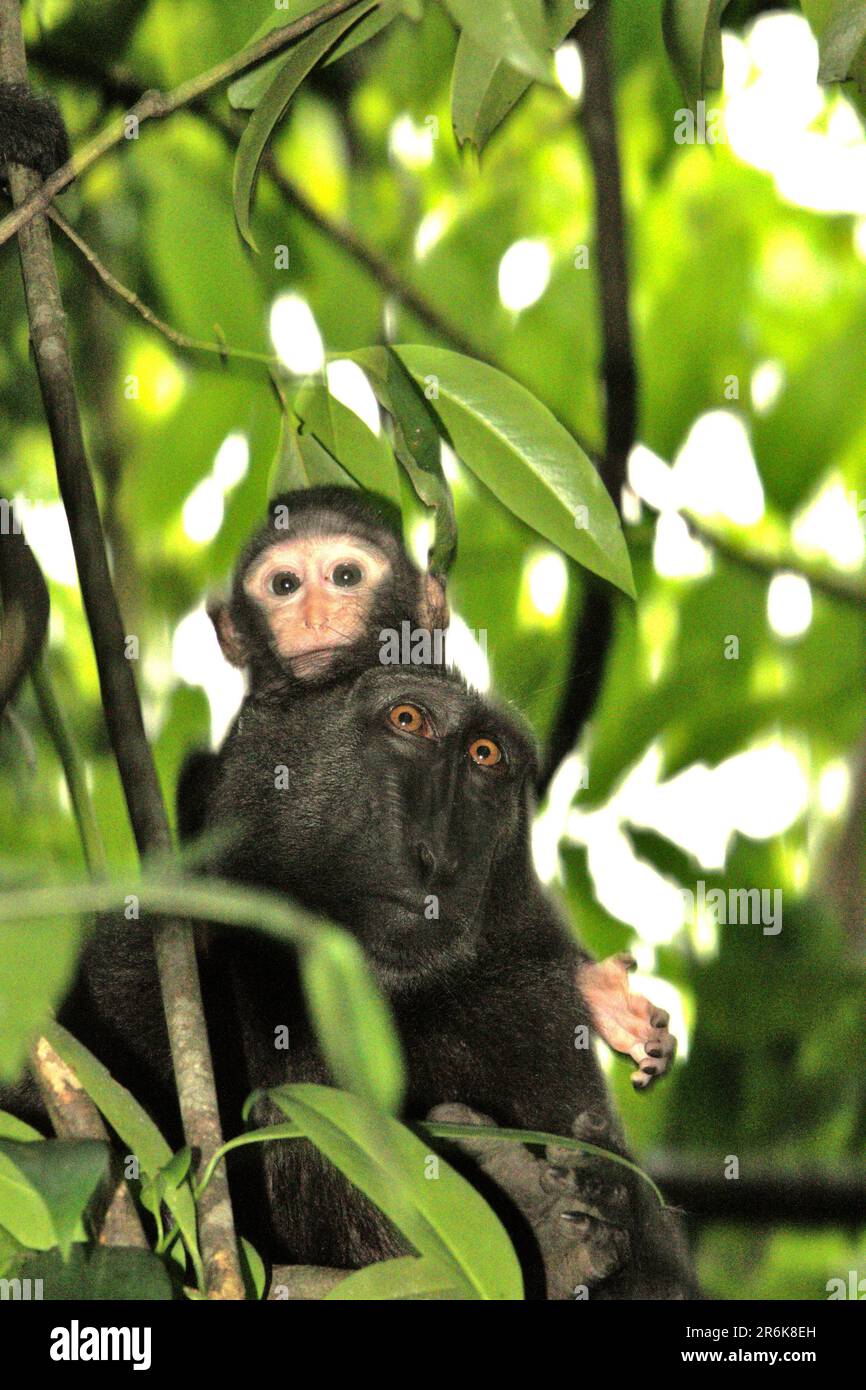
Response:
[269, 570, 301, 596]
[388, 703, 432, 737]
[468, 737, 502, 767]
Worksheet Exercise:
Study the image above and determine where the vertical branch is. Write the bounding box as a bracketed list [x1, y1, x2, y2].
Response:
[539, 0, 637, 795]
[0, 2, 242, 1299]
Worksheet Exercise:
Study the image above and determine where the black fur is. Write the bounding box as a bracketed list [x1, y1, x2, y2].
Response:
[0, 83, 70, 181]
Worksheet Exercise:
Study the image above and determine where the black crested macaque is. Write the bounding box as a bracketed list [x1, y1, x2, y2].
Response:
[0, 82, 70, 182]
[177, 485, 448, 843]
[207, 485, 447, 695]
[191, 487, 676, 1086]
[183, 664, 696, 1298]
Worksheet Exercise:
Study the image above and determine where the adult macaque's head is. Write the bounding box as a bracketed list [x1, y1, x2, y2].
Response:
[210, 486, 448, 691]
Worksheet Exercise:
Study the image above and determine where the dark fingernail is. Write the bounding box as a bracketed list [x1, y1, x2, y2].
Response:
[646, 1044, 662, 1057]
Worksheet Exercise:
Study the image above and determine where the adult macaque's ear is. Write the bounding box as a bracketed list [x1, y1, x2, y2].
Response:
[207, 597, 248, 668]
[420, 572, 449, 631]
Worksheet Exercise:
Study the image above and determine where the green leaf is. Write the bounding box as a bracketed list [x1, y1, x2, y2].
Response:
[327, 1253, 464, 1299]
[300, 930, 405, 1112]
[41, 1021, 202, 1284]
[450, 1, 584, 150]
[229, 2, 403, 111]
[347, 347, 457, 570]
[661, 0, 734, 103]
[441, 0, 553, 83]
[386, 346, 635, 596]
[0, 1112, 43, 1143]
[267, 407, 357, 493]
[18, 1246, 174, 1300]
[0, 1138, 106, 1256]
[270, 1083, 523, 1299]
[233, 1, 377, 250]
[240, 1237, 268, 1300]
[294, 381, 403, 507]
[814, 0, 866, 92]
[451, 33, 536, 151]
[0, 914, 81, 1080]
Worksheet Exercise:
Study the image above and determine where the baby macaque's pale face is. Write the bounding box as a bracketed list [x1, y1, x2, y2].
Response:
[243, 534, 392, 677]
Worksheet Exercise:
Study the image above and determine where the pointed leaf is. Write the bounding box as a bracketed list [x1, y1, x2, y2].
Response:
[442, 0, 553, 83]
[327, 1253, 465, 1299]
[233, 1, 377, 249]
[661, 0, 734, 103]
[294, 382, 402, 506]
[0, 1138, 106, 1255]
[270, 1083, 523, 1299]
[387, 346, 635, 596]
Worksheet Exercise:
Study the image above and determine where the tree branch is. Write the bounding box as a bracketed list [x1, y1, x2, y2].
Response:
[538, 0, 636, 795]
[0, 1, 242, 1299]
[0, 0, 366, 250]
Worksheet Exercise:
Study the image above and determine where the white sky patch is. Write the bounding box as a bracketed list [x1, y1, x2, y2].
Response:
[498, 239, 551, 312]
[554, 42, 584, 101]
[818, 759, 850, 818]
[172, 607, 245, 746]
[11, 498, 78, 587]
[326, 360, 381, 435]
[445, 612, 490, 693]
[767, 571, 813, 640]
[526, 550, 568, 618]
[723, 17, 866, 215]
[182, 476, 224, 544]
[714, 742, 809, 841]
[212, 433, 249, 491]
[672, 412, 765, 526]
[270, 294, 325, 375]
[653, 510, 712, 578]
[750, 360, 785, 415]
[791, 479, 866, 571]
[389, 114, 435, 170]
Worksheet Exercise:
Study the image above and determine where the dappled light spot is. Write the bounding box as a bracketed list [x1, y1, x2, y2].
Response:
[270, 294, 325, 374]
[673, 412, 764, 526]
[182, 477, 223, 545]
[792, 480, 866, 571]
[172, 607, 245, 746]
[767, 572, 812, 640]
[326, 360, 381, 435]
[554, 43, 583, 101]
[497, 239, 551, 312]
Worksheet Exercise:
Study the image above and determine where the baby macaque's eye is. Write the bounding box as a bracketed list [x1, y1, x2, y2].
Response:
[331, 562, 364, 588]
[270, 571, 301, 596]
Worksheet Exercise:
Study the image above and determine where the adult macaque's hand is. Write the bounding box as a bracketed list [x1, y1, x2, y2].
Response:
[578, 952, 676, 1090]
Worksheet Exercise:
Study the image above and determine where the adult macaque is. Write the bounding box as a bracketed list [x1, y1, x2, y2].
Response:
[202, 487, 676, 1086]
[180, 665, 694, 1296]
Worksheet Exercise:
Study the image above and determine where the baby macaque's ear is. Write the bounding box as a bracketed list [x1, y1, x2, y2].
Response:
[207, 596, 248, 668]
[420, 572, 449, 632]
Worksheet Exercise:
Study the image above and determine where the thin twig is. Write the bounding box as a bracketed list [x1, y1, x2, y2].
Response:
[0, 0, 367, 250]
[31, 659, 107, 876]
[0, 0, 243, 1299]
[48, 205, 278, 367]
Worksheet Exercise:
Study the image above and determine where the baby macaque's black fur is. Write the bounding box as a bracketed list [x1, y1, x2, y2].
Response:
[0, 83, 70, 182]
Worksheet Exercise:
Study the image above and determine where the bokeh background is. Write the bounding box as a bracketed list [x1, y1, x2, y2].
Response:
[2, 0, 865, 1298]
